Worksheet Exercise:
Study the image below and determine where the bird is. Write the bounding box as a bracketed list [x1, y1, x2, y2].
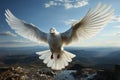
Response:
[5, 3, 114, 70]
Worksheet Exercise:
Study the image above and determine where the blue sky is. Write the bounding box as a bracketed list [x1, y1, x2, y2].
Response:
[0, 0, 120, 47]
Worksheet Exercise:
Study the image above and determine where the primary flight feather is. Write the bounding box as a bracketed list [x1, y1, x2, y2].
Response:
[5, 3, 114, 70]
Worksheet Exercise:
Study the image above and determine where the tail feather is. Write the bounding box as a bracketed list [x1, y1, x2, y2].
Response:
[36, 50, 50, 60]
[62, 54, 69, 66]
[63, 53, 72, 62]
[36, 50, 50, 55]
[47, 59, 53, 67]
[52, 60, 56, 69]
[39, 53, 48, 59]
[65, 51, 76, 58]
[43, 55, 51, 64]
[36, 50, 76, 70]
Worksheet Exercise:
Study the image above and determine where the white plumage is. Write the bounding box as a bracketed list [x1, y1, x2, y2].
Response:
[5, 3, 114, 70]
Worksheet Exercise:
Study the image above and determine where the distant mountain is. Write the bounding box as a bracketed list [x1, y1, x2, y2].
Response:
[66, 47, 120, 68]
[0, 47, 120, 69]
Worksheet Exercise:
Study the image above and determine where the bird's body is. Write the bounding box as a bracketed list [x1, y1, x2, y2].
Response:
[48, 31, 63, 59]
[5, 3, 114, 70]
[48, 32, 62, 53]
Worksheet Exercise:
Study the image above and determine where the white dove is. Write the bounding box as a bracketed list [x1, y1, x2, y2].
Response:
[5, 3, 114, 70]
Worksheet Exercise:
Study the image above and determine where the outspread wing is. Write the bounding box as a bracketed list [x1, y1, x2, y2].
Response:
[5, 9, 48, 44]
[61, 3, 114, 45]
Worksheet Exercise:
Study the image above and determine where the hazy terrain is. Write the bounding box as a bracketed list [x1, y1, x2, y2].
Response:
[0, 46, 120, 80]
[0, 46, 120, 68]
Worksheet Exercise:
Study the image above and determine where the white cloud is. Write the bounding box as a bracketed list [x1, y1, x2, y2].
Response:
[100, 32, 120, 37]
[104, 40, 120, 47]
[64, 19, 78, 25]
[112, 26, 120, 37]
[0, 39, 45, 48]
[116, 33, 120, 37]
[64, 3, 73, 9]
[0, 31, 47, 47]
[54, 0, 73, 3]
[93, 40, 120, 47]
[45, 1, 57, 8]
[113, 26, 120, 29]
[0, 41, 40, 48]
[69, 39, 120, 47]
[111, 15, 120, 23]
[100, 33, 116, 37]
[64, 0, 88, 9]
[45, 0, 88, 9]
[0, 31, 17, 37]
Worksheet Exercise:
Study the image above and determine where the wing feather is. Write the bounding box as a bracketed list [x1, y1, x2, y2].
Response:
[5, 9, 48, 44]
[61, 3, 114, 45]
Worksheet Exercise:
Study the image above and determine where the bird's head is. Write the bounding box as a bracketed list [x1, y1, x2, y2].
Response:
[50, 27, 57, 34]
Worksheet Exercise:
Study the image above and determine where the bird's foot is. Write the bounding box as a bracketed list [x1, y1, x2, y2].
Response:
[57, 54, 60, 59]
[51, 54, 53, 59]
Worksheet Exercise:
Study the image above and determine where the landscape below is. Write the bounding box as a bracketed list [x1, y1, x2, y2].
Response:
[0, 46, 120, 80]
